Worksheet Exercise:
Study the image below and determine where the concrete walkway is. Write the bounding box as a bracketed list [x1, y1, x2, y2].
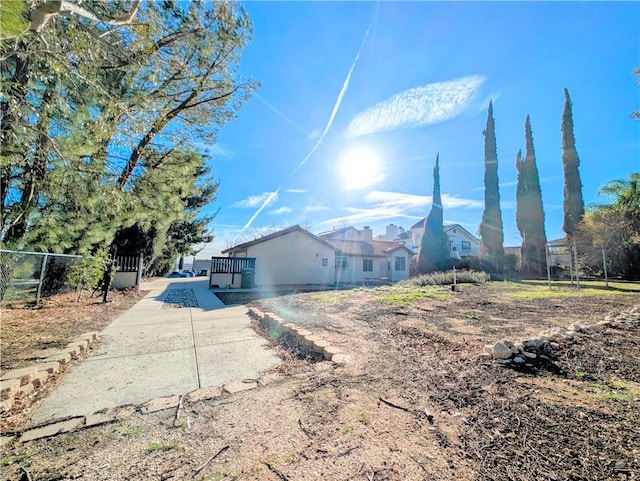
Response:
[31, 278, 281, 424]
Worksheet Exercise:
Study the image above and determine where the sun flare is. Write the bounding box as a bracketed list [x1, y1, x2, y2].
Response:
[338, 145, 384, 190]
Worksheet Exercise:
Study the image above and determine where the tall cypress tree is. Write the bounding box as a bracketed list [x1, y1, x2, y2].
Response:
[479, 101, 504, 271]
[516, 115, 547, 276]
[418, 154, 450, 273]
[561, 88, 585, 240]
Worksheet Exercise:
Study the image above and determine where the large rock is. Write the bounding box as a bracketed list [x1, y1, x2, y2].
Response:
[491, 342, 513, 360]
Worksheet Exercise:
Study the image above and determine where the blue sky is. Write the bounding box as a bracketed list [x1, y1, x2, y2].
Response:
[194, 1, 639, 257]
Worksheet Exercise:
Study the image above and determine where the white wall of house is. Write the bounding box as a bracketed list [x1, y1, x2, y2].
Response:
[192, 259, 211, 275]
[446, 227, 480, 259]
[241, 230, 336, 286]
[388, 249, 410, 281]
[410, 224, 480, 259]
[335, 255, 386, 284]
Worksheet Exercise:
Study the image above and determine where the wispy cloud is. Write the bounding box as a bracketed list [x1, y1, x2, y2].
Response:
[303, 205, 331, 213]
[268, 206, 292, 215]
[318, 190, 483, 228]
[365, 190, 483, 210]
[476, 91, 501, 113]
[231, 191, 279, 208]
[285, 188, 308, 194]
[365, 191, 431, 210]
[472, 176, 561, 192]
[345, 75, 486, 138]
[318, 207, 422, 228]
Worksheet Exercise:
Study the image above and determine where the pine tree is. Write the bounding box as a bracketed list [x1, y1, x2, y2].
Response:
[516, 116, 547, 276]
[479, 101, 504, 271]
[418, 154, 450, 273]
[561, 88, 585, 240]
[1, 2, 254, 262]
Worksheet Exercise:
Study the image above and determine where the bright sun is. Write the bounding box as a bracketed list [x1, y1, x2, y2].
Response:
[338, 145, 384, 190]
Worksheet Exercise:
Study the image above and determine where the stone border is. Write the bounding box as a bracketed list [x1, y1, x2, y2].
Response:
[246, 307, 350, 365]
[1, 332, 100, 414]
[483, 304, 640, 367]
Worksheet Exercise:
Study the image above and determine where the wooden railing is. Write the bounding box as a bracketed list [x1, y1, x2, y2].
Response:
[115, 255, 142, 273]
[210, 256, 256, 274]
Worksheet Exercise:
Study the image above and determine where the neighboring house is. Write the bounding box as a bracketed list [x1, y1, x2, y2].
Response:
[318, 226, 414, 283]
[217, 224, 415, 288]
[409, 219, 480, 259]
[373, 224, 410, 246]
[547, 237, 571, 269]
[220, 225, 336, 287]
[192, 259, 212, 276]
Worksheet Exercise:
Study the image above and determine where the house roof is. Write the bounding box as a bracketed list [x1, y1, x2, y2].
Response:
[221, 225, 336, 254]
[443, 224, 480, 242]
[410, 217, 426, 230]
[325, 239, 415, 257]
[410, 219, 480, 243]
[373, 240, 416, 256]
[548, 237, 568, 247]
[325, 240, 385, 257]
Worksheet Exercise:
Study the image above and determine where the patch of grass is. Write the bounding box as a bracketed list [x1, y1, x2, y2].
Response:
[358, 412, 371, 426]
[206, 468, 239, 481]
[340, 424, 353, 434]
[378, 286, 451, 306]
[525, 279, 640, 292]
[507, 284, 638, 301]
[309, 292, 340, 305]
[575, 371, 588, 379]
[586, 379, 640, 402]
[461, 312, 480, 320]
[146, 439, 178, 453]
[502, 279, 640, 300]
[0, 451, 36, 466]
[125, 425, 140, 436]
[609, 379, 629, 390]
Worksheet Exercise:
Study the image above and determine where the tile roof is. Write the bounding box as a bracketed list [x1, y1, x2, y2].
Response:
[221, 225, 336, 254]
[325, 240, 385, 257]
[373, 240, 415, 255]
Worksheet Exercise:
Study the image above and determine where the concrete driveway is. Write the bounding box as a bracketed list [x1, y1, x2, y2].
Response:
[31, 277, 281, 424]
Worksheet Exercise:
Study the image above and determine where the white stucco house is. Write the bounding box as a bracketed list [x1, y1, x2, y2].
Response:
[214, 224, 415, 288]
[408, 219, 480, 259]
[318, 226, 415, 283]
[219, 225, 337, 288]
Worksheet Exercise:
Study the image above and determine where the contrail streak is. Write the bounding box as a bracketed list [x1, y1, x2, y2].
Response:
[243, 10, 377, 230]
[242, 188, 280, 230]
[290, 16, 374, 174]
[255, 93, 310, 137]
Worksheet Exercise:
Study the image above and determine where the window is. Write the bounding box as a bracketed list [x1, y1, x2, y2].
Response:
[461, 241, 471, 251]
[322, 258, 328, 267]
[394, 256, 406, 271]
[336, 257, 348, 269]
[452, 246, 457, 251]
[363, 259, 373, 272]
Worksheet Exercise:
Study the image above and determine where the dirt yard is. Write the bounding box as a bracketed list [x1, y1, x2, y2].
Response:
[1, 281, 639, 481]
[1, 289, 145, 375]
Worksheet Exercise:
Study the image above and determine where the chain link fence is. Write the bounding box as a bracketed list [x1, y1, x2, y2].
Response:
[0, 249, 83, 304]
